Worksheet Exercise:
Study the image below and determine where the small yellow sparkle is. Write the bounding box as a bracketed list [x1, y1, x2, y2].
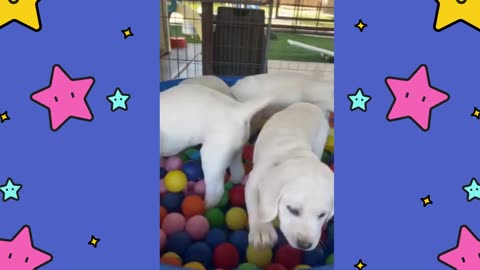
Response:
[0, 111, 10, 123]
[471, 107, 480, 119]
[355, 19, 368, 32]
[421, 195, 432, 207]
[88, 235, 100, 248]
[122, 27, 134, 39]
[354, 259, 367, 270]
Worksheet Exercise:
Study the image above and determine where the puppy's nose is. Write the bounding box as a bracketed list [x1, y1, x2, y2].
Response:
[297, 239, 312, 250]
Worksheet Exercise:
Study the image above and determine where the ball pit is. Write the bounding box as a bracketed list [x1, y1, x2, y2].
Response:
[160, 78, 334, 270]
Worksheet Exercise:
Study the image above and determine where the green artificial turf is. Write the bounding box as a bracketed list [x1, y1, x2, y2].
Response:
[267, 31, 333, 62]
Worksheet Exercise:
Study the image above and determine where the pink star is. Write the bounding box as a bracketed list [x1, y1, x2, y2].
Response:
[0, 225, 52, 270]
[31, 64, 95, 131]
[385, 64, 449, 131]
[438, 225, 480, 270]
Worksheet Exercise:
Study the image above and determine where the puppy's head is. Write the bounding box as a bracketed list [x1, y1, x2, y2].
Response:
[259, 162, 334, 251]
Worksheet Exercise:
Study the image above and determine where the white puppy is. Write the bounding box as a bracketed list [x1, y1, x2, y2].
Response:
[245, 102, 334, 251]
[179, 75, 232, 97]
[231, 72, 333, 135]
[160, 84, 271, 207]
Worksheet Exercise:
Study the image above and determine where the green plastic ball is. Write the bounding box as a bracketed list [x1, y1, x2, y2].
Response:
[326, 253, 334, 265]
[237, 262, 259, 270]
[217, 192, 229, 208]
[204, 208, 225, 228]
[321, 151, 331, 163]
[224, 182, 234, 191]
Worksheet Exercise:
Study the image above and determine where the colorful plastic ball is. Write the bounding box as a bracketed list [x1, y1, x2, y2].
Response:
[164, 170, 188, 192]
[161, 191, 185, 213]
[325, 129, 334, 153]
[160, 179, 167, 195]
[274, 228, 287, 247]
[244, 162, 253, 175]
[275, 244, 303, 270]
[184, 262, 206, 270]
[185, 215, 210, 240]
[162, 213, 186, 235]
[213, 243, 240, 270]
[194, 180, 206, 197]
[182, 161, 204, 182]
[205, 208, 225, 228]
[241, 174, 249, 185]
[243, 144, 254, 162]
[266, 263, 287, 270]
[205, 228, 228, 249]
[184, 147, 201, 161]
[321, 151, 331, 164]
[160, 206, 168, 223]
[229, 230, 249, 257]
[246, 245, 272, 268]
[184, 242, 212, 266]
[161, 252, 182, 266]
[237, 262, 260, 270]
[184, 182, 196, 196]
[272, 217, 280, 228]
[226, 207, 248, 230]
[160, 167, 167, 178]
[329, 163, 334, 172]
[160, 229, 167, 252]
[329, 153, 334, 164]
[160, 157, 167, 168]
[325, 253, 334, 265]
[224, 182, 234, 191]
[294, 265, 311, 269]
[166, 156, 184, 171]
[182, 195, 206, 218]
[303, 247, 327, 266]
[229, 185, 245, 207]
[217, 192, 229, 208]
[166, 231, 192, 255]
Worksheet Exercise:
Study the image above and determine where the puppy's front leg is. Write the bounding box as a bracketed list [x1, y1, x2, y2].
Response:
[245, 168, 277, 248]
[201, 142, 231, 208]
[229, 149, 245, 184]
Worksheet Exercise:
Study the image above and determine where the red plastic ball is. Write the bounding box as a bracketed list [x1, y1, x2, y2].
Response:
[213, 243, 240, 269]
[329, 163, 334, 172]
[266, 263, 288, 270]
[229, 185, 245, 207]
[275, 244, 303, 270]
[243, 144, 254, 162]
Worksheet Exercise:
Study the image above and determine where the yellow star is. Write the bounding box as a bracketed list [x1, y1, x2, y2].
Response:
[434, 0, 480, 31]
[354, 19, 367, 32]
[88, 235, 100, 248]
[0, 0, 42, 31]
[421, 195, 433, 207]
[354, 259, 367, 269]
[472, 107, 480, 119]
[0, 111, 10, 123]
[122, 27, 134, 39]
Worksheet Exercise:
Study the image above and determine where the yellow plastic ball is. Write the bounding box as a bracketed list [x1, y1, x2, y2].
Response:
[183, 262, 206, 270]
[162, 252, 180, 260]
[325, 128, 334, 153]
[295, 265, 311, 269]
[272, 216, 280, 228]
[225, 207, 248, 230]
[246, 244, 272, 268]
[164, 170, 188, 192]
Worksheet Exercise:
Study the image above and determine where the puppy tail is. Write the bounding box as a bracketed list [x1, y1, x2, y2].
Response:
[237, 95, 273, 122]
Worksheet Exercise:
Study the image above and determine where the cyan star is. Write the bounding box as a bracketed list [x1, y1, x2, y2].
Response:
[0, 178, 22, 201]
[107, 88, 131, 111]
[348, 88, 371, 112]
[463, 178, 480, 202]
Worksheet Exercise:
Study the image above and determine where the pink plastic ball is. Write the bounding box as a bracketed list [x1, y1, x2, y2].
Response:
[194, 180, 206, 197]
[166, 156, 183, 171]
[184, 182, 196, 196]
[160, 157, 166, 168]
[160, 229, 167, 252]
[162, 213, 186, 235]
[160, 179, 167, 195]
[185, 215, 210, 240]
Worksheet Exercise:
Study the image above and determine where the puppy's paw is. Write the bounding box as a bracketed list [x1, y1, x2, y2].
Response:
[248, 222, 277, 248]
[204, 185, 224, 208]
[229, 161, 245, 184]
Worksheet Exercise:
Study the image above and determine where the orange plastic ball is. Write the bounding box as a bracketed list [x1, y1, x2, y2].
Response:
[161, 253, 182, 266]
[182, 195, 206, 218]
[160, 206, 168, 225]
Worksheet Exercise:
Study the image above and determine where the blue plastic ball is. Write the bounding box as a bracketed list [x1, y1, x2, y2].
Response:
[329, 153, 334, 164]
[303, 246, 327, 266]
[160, 167, 167, 179]
[160, 192, 185, 213]
[166, 231, 192, 255]
[229, 229, 249, 261]
[186, 148, 201, 161]
[182, 161, 204, 182]
[275, 227, 288, 246]
[205, 228, 227, 249]
[183, 242, 212, 267]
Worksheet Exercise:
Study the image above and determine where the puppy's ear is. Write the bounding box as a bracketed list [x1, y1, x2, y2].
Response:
[257, 166, 291, 223]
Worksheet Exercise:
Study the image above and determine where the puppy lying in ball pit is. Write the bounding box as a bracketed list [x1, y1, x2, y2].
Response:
[246, 102, 334, 251]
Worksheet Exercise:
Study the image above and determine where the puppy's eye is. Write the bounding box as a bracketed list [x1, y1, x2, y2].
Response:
[318, 213, 326, 219]
[287, 205, 300, 216]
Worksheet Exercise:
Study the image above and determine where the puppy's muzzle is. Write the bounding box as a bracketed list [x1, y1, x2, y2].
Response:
[296, 239, 313, 250]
